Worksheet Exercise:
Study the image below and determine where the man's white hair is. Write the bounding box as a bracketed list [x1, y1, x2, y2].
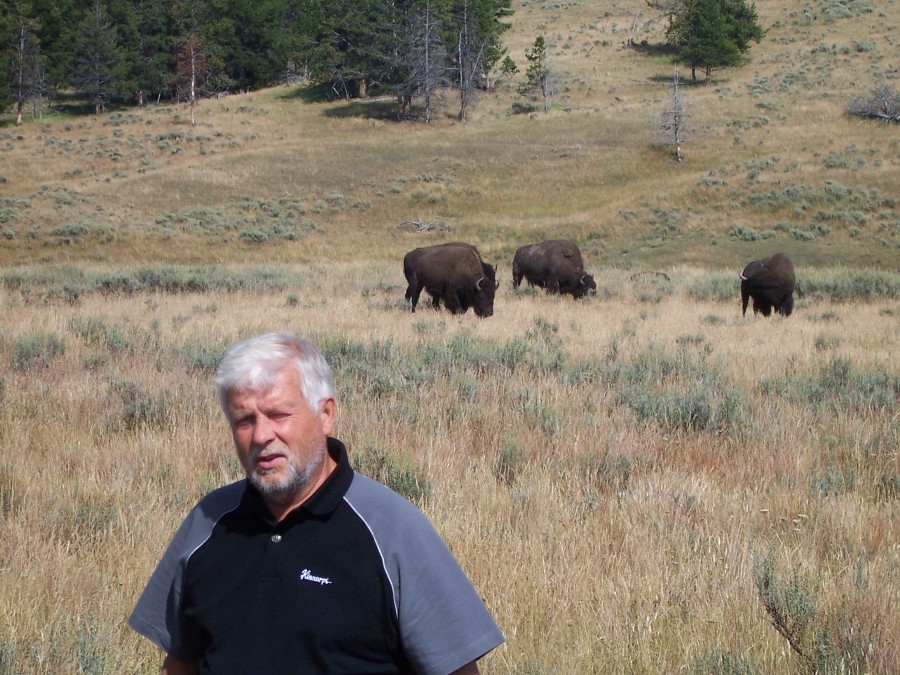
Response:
[215, 333, 334, 414]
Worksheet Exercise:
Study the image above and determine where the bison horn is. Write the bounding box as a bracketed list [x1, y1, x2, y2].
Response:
[475, 276, 485, 291]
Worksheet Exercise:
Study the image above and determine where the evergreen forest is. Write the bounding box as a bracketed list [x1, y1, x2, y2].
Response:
[0, 0, 514, 116]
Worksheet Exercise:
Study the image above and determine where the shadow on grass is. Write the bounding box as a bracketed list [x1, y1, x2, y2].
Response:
[278, 83, 409, 121]
[648, 73, 714, 85]
[626, 40, 680, 57]
[323, 99, 405, 120]
[0, 95, 135, 127]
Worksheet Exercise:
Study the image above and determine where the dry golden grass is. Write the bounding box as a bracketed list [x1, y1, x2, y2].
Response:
[0, 0, 898, 671]
[0, 262, 897, 673]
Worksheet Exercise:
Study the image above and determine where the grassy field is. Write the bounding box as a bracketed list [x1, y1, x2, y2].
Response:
[0, 0, 898, 672]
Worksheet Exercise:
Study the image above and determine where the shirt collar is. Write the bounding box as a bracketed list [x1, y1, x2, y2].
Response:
[302, 437, 353, 516]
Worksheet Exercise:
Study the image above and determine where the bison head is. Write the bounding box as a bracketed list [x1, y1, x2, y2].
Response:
[472, 276, 498, 318]
[570, 273, 597, 299]
[582, 273, 597, 293]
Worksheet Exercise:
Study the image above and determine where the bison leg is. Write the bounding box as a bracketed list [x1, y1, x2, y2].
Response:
[777, 294, 794, 317]
[740, 285, 750, 316]
[512, 265, 523, 288]
[444, 292, 463, 314]
[408, 282, 423, 313]
[754, 298, 772, 316]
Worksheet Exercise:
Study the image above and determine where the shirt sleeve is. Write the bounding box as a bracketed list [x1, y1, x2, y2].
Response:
[127, 481, 246, 655]
[345, 474, 505, 675]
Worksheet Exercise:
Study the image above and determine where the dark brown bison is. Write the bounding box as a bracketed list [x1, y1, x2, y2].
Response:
[403, 243, 498, 317]
[740, 253, 796, 317]
[512, 239, 597, 299]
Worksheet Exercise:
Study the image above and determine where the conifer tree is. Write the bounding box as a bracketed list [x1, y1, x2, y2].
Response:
[665, 0, 763, 80]
[517, 35, 552, 112]
[70, 1, 124, 113]
[29, 0, 78, 90]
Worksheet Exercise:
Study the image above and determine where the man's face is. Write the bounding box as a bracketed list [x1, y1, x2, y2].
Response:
[225, 365, 336, 506]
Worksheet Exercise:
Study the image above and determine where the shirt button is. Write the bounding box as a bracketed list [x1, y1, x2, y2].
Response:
[271, 534, 282, 543]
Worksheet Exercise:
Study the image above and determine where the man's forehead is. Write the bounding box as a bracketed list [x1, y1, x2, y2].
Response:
[226, 371, 303, 406]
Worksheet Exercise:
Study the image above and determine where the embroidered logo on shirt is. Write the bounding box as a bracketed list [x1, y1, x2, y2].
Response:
[298, 568, 332, 586]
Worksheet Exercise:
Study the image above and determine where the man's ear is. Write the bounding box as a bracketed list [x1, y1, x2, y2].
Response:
[319, 397, 337, 435]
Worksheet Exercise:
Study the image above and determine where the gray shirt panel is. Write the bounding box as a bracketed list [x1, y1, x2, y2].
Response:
[344, 473, 504, 675]
[127, 480, 246, 654]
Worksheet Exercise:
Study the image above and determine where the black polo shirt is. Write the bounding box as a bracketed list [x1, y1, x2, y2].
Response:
[129, 438, 504, 675]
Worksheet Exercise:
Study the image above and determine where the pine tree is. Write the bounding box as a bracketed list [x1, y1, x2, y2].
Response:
[517, 35, 551, 112]
[70, 1, 124, 113]
[29, 0, 79, 90]
[132, 0, 178, 104]
[665, 0, 763, 80]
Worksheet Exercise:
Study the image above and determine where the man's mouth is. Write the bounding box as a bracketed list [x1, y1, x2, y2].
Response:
[255, 454, 284, 472]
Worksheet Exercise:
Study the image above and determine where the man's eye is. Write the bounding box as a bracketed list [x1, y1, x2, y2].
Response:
[233, 417, 254, 428]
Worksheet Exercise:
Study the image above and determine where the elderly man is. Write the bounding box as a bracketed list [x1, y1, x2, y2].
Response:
[129, 332, 504, 674]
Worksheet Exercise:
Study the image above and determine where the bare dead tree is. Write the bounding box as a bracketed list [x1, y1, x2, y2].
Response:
[399, 2, 450, 123]
[847, 85, 900, 123]
[175, 35, 208, 127]
[8, 2, 45, 126]
[658, 65, 691, 161]
[395, 220, 451, 232]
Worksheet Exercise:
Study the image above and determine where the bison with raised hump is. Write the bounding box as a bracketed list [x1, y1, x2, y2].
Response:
[740, 252, 796, 317]
[403, 242, 497, 317]
[512, 239, 596, 299]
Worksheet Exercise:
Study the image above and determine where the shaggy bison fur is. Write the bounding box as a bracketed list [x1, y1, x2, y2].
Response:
[403, 242, 498, 317]
[512, 239, 596, 299]
[740, 253, 796, 317]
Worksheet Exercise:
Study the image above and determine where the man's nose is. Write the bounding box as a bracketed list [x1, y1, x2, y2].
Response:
[251, 416, 276, 446]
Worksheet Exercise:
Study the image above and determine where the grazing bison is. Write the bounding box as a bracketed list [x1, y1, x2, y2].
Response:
[403, 242, 498, 317]
[740, 253, 796, 317]
[512, 239, 597, 299]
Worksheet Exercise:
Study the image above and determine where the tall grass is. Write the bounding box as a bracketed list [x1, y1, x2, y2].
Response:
[0, 263, 897, 673]
[0, 0, 897, 670]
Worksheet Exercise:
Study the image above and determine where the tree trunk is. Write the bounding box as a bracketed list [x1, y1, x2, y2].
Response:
[190, 43, 197, 127]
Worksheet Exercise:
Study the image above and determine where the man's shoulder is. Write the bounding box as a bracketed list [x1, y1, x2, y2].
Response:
[190, 480, 247, 522]
[343, 472, 437, 540]
[345, 472, 420, 512]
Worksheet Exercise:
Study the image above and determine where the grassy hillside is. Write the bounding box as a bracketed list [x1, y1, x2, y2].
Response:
[1, 0, 896, 272]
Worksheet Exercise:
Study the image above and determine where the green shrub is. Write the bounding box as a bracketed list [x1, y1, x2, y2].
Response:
[104, 379, 173, 432]
[753, 547, 819, 662]
[689, 274, 739, 303]
[69, 317, 132, 355]
[688, 649, 757, 675]
[493, 435, 527, 486]
[11, 333, 65, 370]
[579, 453, 633, 494]
[602, 344, 745, 435]
[352, 442, 430, 504]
